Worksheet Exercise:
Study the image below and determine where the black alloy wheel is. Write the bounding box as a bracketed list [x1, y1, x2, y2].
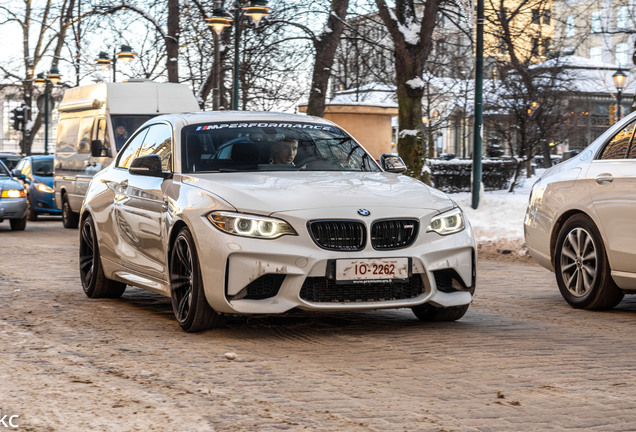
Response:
[169, 228, 221, 332]
[79, 215, 126, 298]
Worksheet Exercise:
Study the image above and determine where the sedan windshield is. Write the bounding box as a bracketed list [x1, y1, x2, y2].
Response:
[0, 162, 9, 177]
[181, 121, 380, 173]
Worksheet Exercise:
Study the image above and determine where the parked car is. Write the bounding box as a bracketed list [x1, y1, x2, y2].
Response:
[0, 160, 27, 230]
[0, 152, 22, 170]
[80, 112, 477, 332]
[524, 110, 636, 310]
[12, 155, 60, 221]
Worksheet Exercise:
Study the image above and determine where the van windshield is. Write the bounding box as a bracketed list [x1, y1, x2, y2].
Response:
[181, 121, 380, 173]
[111, 115, 156, 151]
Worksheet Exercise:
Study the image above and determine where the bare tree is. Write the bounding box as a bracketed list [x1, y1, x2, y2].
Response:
[374, 0, 443, 181]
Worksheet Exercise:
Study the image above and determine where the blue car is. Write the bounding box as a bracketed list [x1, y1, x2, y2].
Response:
[12, 155, 60, 221]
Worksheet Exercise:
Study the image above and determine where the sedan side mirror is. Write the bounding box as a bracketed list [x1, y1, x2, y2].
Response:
[129, 155, 169, 178]
[11, 168, 25, 180]
[91, 139, 111, 158]
[380, 154, 407, 173]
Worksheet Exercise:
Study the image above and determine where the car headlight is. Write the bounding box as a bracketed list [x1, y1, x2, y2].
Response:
[426, 207, 465, 235]
[35, 182, 54, 193]
[1, 189, 26, 199]
[207, 211, 297, 239]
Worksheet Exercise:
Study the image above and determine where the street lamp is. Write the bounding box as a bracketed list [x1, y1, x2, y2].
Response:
[34, 66, 62, 155]
[612, 69, 627, 122]
[96, 44, 136, 82]
[204, 0, 272, 110]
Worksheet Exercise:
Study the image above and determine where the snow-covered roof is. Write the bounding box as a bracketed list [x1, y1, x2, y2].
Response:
[329, 83, 398, 108]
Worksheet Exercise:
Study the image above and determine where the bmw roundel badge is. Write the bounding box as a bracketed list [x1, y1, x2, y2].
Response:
[357, 209, 371, 216]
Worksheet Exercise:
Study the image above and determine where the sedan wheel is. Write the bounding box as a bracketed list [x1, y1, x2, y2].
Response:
[554, 214, 623, 309]
[169, 228, 221, 332]
[79, 215, 126, 298]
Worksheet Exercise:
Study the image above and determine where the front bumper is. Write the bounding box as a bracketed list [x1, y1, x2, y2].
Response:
[30, 189, 61, 215]
[0, 198, 27, 221]
[191, 208, 477, 315]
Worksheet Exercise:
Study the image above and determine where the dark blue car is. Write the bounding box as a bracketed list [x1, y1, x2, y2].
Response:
[13, 155, 61, 221]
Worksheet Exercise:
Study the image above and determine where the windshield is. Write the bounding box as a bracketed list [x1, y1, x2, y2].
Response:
[181, 121, 380, 173]
[0, 155, 21, 170]
[111, 115, 157, 151]
[32, 158, 54, 176]
[0, 161, 9, 176]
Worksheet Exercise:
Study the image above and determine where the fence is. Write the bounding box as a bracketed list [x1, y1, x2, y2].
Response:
[427, 158, 517, 193]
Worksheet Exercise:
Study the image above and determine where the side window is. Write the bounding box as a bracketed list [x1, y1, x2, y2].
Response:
[598, 120, 636, 160]
[14, 159, 26, 173]
[77, 117, 94, 154]
[56, 118, 80, 153]
[96, 118, 109, 148]
[137, 123, 173, 171]
[116, 128, 150, 169]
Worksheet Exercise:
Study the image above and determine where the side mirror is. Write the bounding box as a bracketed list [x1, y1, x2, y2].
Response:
[11, 169, 25, 180]
[129, 155, 168, 178]
[91, 139, 111, 158]
[380, 154, 407, 173]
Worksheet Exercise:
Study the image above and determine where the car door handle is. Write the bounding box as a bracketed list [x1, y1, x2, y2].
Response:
[595, 174, 614, 185]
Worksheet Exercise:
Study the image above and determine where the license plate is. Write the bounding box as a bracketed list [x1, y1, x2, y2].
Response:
[335, 258, 409, 282]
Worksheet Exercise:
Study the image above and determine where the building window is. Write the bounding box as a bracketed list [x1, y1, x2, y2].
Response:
[532, 9, 541, 24]
[590, 46, 602, 62]
[566, 15, 575, 37]
[616, 6, 629, 29]
[591, 11, 602, 33]
[542, 38, 552, 56]
[532, 9, 551, 25]
[543, 10, 551, 25]
[616, 42, 629, 66]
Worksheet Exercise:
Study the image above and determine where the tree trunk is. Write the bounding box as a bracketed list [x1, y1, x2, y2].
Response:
[305, 0, 349, 117]
[166, 0, 180, 82]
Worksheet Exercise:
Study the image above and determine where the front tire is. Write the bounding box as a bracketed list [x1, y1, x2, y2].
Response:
[169, 228, 221, 332]
[26, 197, 38, 221]
[10, 215, 27, 231]
[554, 214, 623, 310]
[62, 194, 79, 229]
[79, 215, 126, 298]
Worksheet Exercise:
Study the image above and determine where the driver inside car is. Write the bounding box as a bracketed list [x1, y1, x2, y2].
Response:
[270, 138, 298, 165]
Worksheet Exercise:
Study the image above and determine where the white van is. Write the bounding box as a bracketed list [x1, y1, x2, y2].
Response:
[54, 80, 199, 228]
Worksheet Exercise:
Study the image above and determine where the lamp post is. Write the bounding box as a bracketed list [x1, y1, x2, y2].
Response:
[612, 69, 627, 122]
[34, 67, 61, 155]
[204, 0, 272, 110]
[96, 44, 136, 82]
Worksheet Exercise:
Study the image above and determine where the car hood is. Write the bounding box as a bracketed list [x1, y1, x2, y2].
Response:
[181, 171, 453, 214]
[0, 177, 24, 191]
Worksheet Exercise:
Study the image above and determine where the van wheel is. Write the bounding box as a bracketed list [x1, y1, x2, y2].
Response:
[62, 194, 79, 229]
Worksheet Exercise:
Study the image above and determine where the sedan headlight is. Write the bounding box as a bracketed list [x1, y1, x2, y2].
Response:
[427, 207, 464, 235]
[1, 189, 26, 199]
[207, 211, 297, 239]
[35, 182, 54, 193]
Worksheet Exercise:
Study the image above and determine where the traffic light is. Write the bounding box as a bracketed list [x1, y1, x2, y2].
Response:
[11, 107, 25, 131]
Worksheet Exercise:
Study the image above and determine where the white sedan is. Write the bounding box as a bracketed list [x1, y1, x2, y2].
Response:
[80, 112, 476, 332]
[525, 110, 636, 309]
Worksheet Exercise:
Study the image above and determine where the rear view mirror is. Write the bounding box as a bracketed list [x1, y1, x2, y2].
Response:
[380, 154, 407, 173]
[91, 139, 111, 158]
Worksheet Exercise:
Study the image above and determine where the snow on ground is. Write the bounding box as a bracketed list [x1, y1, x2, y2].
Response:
[447, 171, 542, 260]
